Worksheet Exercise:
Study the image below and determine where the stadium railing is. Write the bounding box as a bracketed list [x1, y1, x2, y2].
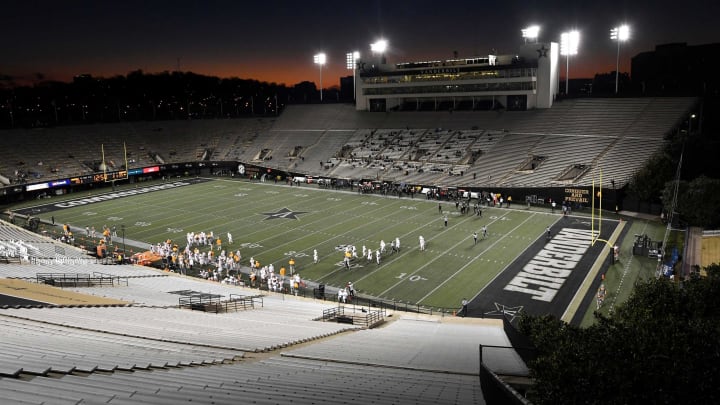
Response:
[36, 272, 120, 288]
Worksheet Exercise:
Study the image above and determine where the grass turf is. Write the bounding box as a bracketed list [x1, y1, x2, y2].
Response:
[11, 176, 677, 323]
[24, 177, 560, 310]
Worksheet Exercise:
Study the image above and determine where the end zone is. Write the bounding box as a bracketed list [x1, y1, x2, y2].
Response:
[472, 216, 621, 323]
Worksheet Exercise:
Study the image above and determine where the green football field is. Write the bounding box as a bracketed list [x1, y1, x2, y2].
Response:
[26, 177, 562, 310]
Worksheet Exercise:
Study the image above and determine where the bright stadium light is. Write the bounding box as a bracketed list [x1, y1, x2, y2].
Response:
[370, 39, 388, 54]
[522, 25, 540, 43]
[313, 52, 326, 102]
[346, 51, 360, 101]
[560, 30, 580, 94]
[371, 39, 388, 64]
[611, 24, 630, 94]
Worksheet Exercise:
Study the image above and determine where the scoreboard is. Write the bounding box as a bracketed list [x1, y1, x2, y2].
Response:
[93, 170, 128, 183]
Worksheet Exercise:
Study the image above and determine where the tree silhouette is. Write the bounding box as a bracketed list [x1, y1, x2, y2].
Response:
[519, 264, 720, 404]
[0, 70, 324, 128]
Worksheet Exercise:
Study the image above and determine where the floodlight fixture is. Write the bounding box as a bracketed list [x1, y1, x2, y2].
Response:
[522, 25, 540, 43]
[610, 24, 630, 41]
[560, 30, 579, 56]
[611, 25, 630, 94]
[313, 52, 326, 65]
[313, 53, 326, 101]
[346, 51, 359, 70]
[370, 39, 388, 54]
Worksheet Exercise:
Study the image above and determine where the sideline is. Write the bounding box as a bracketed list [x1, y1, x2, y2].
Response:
[560, 219, 626, 323]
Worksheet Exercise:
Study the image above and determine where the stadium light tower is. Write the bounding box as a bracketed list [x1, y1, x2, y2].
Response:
[313, 52, 326, 101]
[521, 25, 540, 43]
[370, 39, 388, 64]
[610, 24, 630, 94]
[346, 51, 360, 101]
[560, 30, 580, 95]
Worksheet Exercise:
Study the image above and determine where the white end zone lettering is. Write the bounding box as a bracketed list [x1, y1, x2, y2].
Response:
[504, 228, 597, 302]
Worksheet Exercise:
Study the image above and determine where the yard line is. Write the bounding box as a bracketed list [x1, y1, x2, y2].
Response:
[311, 202, 442, 281]
[313, 225, 438, 282]
[415, 212, 539, 304]
[371, 210, 516, 297]
[348, 210, 491, 286]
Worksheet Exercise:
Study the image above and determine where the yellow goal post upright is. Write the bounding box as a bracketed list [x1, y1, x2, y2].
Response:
[101, 142, 129, 183]
[590, 167, 613, 248]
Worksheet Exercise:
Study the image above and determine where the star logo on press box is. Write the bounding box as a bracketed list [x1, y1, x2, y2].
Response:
[537, 45, 549, 58]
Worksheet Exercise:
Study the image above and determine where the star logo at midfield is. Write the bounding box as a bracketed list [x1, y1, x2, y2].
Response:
[484, 302, 524, 322]
[261, 207, 308, 220]
[537, 45, 549, 58]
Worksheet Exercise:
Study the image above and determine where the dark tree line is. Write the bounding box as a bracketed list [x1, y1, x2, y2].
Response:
[627, 96, 720, 227]
[519, 264, 720, 404]
[0, 70, 340, 128]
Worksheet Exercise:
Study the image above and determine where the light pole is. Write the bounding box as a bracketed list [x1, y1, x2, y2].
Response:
[560, 30, 580, 95]
[521, 25, 540, 43]
[346, 51, 360, 101]
[313, 53, 326, 102]
[610, 25, 630, 94]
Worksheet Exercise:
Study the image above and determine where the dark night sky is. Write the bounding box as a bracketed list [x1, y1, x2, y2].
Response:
[3, 0, 718, 87]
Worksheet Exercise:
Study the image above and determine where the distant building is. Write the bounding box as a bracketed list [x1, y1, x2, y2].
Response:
[632, 42, 720, 96]
[353, 42, 560, 112]
[339, 76, 354, 102]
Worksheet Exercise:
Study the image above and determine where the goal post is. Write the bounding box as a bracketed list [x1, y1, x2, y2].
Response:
[590, 167, 613, 248]
[101, 142, 129, 183]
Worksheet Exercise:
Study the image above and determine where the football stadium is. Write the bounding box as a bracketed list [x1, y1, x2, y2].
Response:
[0, 44, 709, 403]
